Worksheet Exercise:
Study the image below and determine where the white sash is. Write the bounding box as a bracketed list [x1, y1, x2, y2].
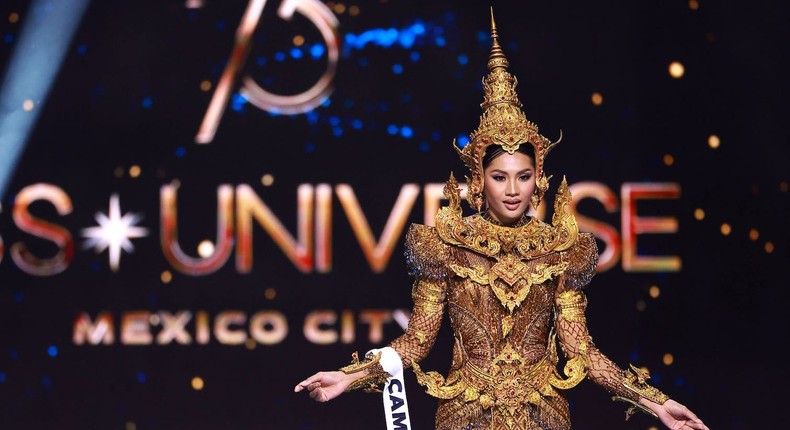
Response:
[367, 347, 412, 430]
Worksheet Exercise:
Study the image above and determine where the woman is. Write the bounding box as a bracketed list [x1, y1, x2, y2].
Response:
[295, 13, 709, 430]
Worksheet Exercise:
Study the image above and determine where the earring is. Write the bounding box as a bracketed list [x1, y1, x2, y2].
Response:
[530, 191, 541, 210]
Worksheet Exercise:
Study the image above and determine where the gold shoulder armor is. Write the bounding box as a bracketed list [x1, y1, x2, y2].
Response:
[405, 223, 447, 280]
[561, 232, 599, 290]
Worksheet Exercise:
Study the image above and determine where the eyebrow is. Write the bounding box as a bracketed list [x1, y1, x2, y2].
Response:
[489, 168, 533, 174]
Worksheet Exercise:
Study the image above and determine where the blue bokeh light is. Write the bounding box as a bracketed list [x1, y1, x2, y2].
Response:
[310, 44, 325, 59]
[47, 345, 58, 357]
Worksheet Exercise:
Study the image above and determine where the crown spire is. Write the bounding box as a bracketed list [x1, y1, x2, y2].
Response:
[488, 8, 509, 71]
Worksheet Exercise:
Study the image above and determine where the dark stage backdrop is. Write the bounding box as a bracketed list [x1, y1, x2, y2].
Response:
[0, 0, 788, 429]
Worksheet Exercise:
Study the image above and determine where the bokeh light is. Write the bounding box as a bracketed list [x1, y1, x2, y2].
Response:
[591, 92, 603, 106]
[197, 240, 215, 258]
[708, 134, 720, 149]
[669, 61, 685, 78]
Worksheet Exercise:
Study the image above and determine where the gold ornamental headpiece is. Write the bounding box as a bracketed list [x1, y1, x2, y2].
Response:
[454, 9, 561, 212]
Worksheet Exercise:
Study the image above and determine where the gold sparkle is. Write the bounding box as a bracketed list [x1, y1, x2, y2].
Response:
[591, 92, 603, 106]
[349, 5, 360, 16]
[9, 12, 19, 23]
[694, 208, 705, 221]
[688, 0, 699, 10]
[200, 80, 212, 91]
[293, 35, 305, 46]
[636, 300, 646, 312]
[708, 134, 720, 149]
[765, 242, 774, 254]
[780, 181, 788, 192]
[749, 229, 759, 241]
[23, 99, 34, 111]
[649, 285, 660, 299]
[662, 353, 674, 366]
[261, 174, 274, 186]
[192, 377, 204, 390]
[265, 288, 277, 300]
[161, 270, 173, 284]
[669, 61, 685, 79]
[129, 165, 141, 178]
[663, 154, 674, 166]
[720, 223, 731, 236]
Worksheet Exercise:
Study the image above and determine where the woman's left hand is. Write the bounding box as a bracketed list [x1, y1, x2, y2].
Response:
[642, 398, 710, 430]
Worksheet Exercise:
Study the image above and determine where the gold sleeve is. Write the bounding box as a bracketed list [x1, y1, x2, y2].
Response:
[389, 223, 449, 369]
[555, 235, 669, 418]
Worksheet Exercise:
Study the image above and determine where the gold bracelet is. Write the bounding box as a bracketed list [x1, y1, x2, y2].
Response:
[612, 396, 658, 420]
[621, 364, 669, 405]
[339, 351, 390, 393]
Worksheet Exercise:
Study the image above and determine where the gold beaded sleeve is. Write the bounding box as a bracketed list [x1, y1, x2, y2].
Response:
[388, 223, 449, 369]
[554, 234, 669, 416]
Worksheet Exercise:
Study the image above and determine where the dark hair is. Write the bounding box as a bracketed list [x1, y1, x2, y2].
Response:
[482, 144, 536, 170]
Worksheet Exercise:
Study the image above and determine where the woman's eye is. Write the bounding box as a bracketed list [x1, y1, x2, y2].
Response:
[519, 175, 532, 181]
[493, 176, 505, 181]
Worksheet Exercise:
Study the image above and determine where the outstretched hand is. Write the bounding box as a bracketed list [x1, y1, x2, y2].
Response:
[294, 371, 356, 402]
[648, 399, 710, 430]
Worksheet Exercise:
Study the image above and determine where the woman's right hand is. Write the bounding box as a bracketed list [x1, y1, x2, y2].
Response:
[293, 371, 361, 402]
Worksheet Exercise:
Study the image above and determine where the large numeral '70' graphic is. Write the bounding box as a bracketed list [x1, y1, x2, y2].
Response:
[195, 0, 340, 144]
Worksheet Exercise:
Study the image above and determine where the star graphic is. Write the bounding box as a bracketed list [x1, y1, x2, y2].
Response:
[82, 194, 149, 272]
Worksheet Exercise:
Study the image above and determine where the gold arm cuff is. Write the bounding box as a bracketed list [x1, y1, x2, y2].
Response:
[556, 290, 587, 323]
[339, 351, 390, 393]
[612, 396, 658, 420]
[621, 364, 670, 405]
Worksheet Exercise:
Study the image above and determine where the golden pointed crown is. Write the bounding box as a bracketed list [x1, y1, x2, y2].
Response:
[454, 9, 561, 212]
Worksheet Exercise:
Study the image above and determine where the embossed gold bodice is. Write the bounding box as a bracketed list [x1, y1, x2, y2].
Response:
[385, 178, 653, 430]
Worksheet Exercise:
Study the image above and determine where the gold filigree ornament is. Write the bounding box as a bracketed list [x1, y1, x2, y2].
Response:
[621, 364, 669, 405]
[453, 9, 562, 213]
[436, 174, 578, 261]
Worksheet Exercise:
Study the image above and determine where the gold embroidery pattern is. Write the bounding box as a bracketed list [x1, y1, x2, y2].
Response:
[451, 259, 567, 313]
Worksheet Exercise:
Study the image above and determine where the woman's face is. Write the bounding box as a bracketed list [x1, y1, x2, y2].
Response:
[483, 151, 536, 226]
